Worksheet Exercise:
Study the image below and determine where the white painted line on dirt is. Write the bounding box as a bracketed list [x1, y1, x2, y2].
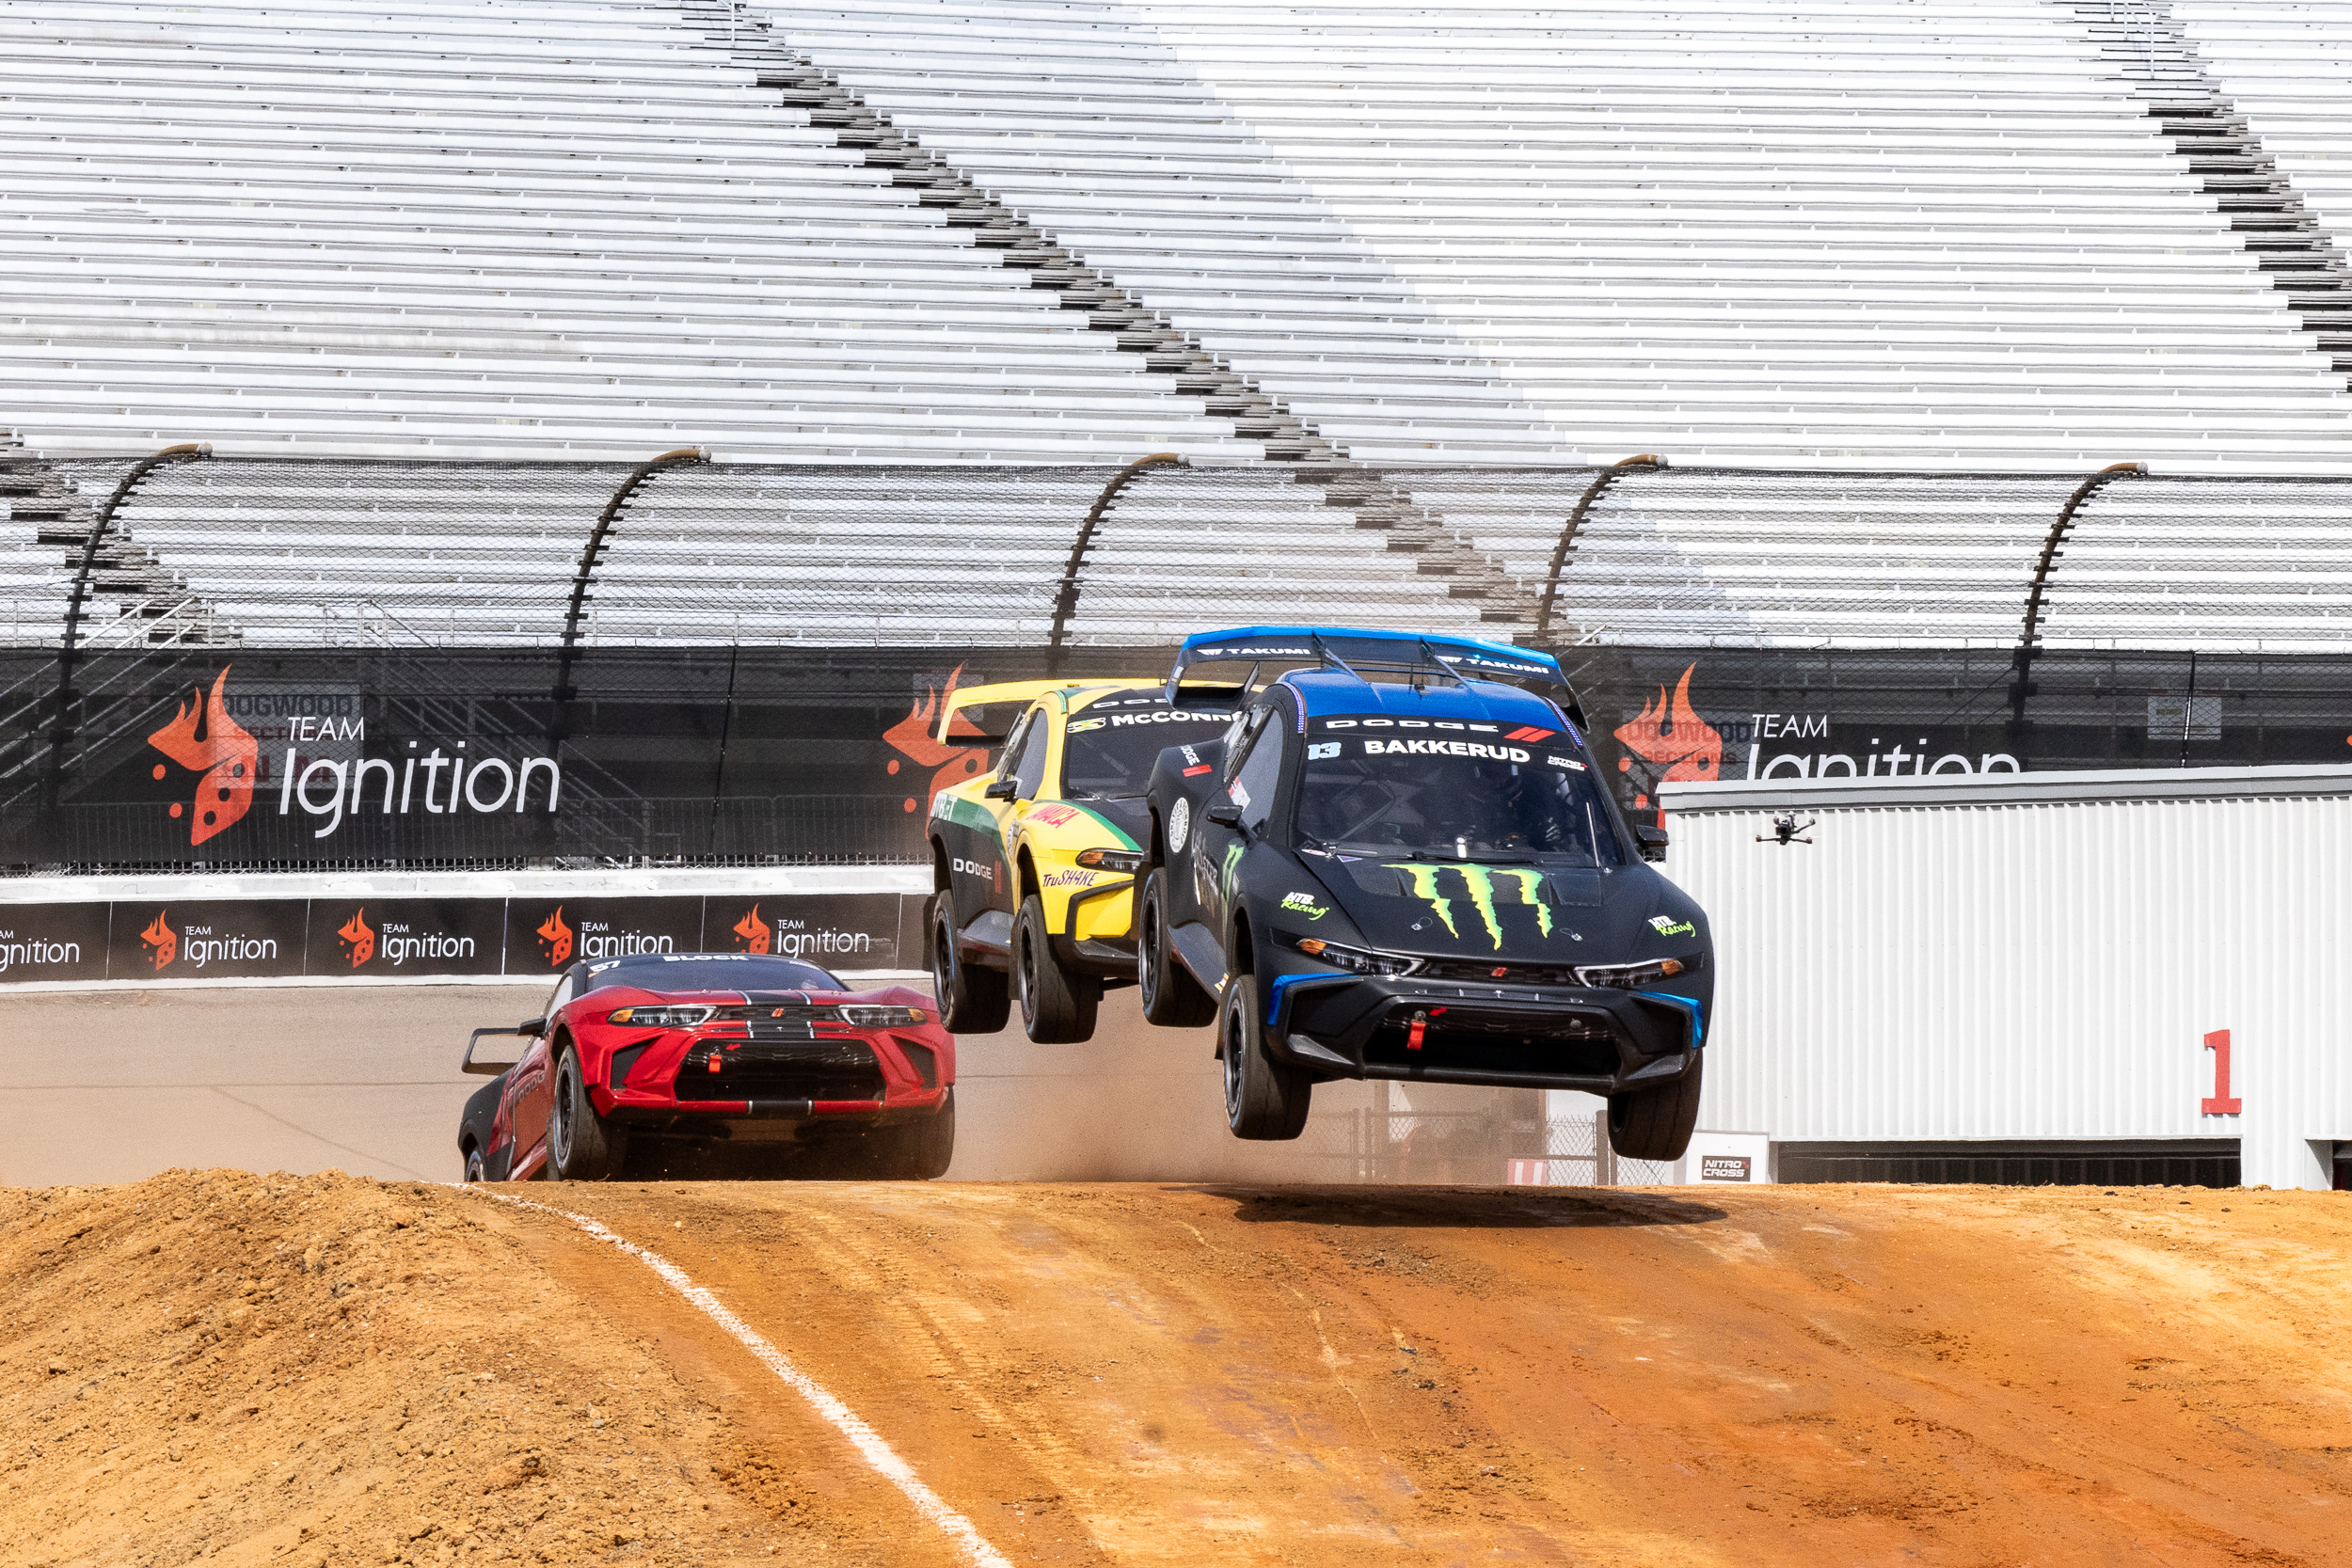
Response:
[464, 1189, 1014, 1568]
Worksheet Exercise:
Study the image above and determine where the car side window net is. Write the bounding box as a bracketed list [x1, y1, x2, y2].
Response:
[1232, 715, 1285, 831]
[1008, 713, 1052, 799]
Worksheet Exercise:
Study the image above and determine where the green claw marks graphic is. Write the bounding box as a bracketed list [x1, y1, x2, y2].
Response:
[1385, 863, 1554, 949]
[1390, 863, 1461, 939]
[1218, 839, 1247, 902]
[1499, 867, 1553, 939]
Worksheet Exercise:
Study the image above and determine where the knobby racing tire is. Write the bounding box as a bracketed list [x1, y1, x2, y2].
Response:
[1137, 868, 1218, 1028]
[1015, 893, 1101, 1044]
[548, 1041, 629, 1180]
[1220, 973, 1311, 1141]
[1607, 1052, 1705, 1163]
[930, 894, 1009, 1035]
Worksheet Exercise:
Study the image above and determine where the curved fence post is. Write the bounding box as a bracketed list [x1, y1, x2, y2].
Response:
[1533, 455, 1663, 648]
[1046, 452, 1184, 673]
[550, 448, 707, 706]
[47, 442, 211, 799]
[2008, 461, 2143, 748]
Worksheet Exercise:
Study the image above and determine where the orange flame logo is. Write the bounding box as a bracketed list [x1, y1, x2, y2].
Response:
[732, 904, 771, 955]
[337, 907, 375, 968]
[1612, 665, 1723, 812]
[147, 667, 259, 847]
[139, 910, 177, 971]
[882, 664, 987, 816]
[535, 906, 573, 968]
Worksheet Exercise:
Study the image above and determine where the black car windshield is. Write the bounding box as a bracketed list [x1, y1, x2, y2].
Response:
[1294, 721, 1622, 866]
[579, 954, 846, 994]
[1059, 697, 1229, 798]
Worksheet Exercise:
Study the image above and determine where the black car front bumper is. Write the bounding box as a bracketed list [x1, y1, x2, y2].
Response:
[1263, 968, 1703, 1093]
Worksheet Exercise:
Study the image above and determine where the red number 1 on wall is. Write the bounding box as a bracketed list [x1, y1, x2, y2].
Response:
[2201, 1028, 2242, 1115]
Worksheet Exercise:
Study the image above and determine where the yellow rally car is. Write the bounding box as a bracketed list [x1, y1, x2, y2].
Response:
[926, 679, 1232, 1042]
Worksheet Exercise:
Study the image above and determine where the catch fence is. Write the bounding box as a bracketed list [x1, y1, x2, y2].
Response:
[3, 451, 2348, 872]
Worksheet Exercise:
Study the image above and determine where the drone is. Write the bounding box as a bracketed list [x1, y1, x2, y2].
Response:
[1756, 814, 1817, 847]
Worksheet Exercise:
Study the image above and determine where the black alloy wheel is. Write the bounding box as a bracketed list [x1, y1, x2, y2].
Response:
[1218, 973, 1311, 1141]
[930, 894, 1009, 1034]
[1137, 868, 1217, 1027]
[1014, 894, 1099, 1044]
[548, 1043, 628, 1180]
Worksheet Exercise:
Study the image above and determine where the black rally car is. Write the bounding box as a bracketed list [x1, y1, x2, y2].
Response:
[1135, 627, 1712, 1158]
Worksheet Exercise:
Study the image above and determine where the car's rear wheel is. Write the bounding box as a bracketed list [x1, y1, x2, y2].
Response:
[1137, 868, 1217, 1027]
[1607, 1053, 1705, 1163]
[462, 1144, 488, 1184]
[1015, 894, 1100, 1043]
[1220, 973, 1311, 1140]
[548, 1042, 628, 1180]
[930, 895, 1010, 1034]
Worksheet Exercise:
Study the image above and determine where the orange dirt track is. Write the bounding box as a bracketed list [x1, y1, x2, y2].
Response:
[8, 1172, 2352, 1566]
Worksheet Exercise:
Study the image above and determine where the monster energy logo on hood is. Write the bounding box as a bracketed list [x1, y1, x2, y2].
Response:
[1385, 863, 1553, 950]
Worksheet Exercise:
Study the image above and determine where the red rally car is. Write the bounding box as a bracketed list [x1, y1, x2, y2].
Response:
[457, 952, 955, 1181]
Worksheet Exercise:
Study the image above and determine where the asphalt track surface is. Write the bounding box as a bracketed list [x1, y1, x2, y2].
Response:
[0, 982, 1466, 1187]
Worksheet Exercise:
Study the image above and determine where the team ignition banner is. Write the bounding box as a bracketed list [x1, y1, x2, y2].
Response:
[3, 641, 2348, 867]
[0, 894, 919, 985]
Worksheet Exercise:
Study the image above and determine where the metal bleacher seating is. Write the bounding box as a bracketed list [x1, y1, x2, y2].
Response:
[58, 459, 1492, 648]
[0, 0, 1257, 463]
[2176, 3, 2352, 249]
[750, 0, 2352, 472]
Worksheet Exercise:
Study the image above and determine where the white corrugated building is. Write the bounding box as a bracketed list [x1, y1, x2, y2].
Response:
[1658, 763, 2352, 1190]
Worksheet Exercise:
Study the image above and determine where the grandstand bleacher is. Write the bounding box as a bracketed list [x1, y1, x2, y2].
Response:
[5, 0, 2352, 473]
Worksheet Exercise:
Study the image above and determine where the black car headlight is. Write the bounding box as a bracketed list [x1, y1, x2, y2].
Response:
[831, 1005, 930, 1027]
[604, 1005, 716, 1027]
[1576, 957, 1697, 989]
[1074, 848, 1148, 873]
[1294, 938, 1422, 977]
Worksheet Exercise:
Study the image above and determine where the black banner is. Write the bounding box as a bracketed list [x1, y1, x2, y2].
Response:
[0, 902, 112, 983]
[108, 899, 312, 980]
[0, 894, 927, 986]
[304, 898, 508, 978]
[4, 641, 2347, 867]
[503, 896, 710, 975]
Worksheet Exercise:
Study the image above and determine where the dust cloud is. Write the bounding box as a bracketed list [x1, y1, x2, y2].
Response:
[0, 981, 1530, 1188]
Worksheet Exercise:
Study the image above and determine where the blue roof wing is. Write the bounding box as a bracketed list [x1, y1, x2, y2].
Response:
[1167, 626, 1565, 693]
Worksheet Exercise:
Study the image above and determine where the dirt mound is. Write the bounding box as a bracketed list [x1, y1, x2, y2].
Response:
[0, 1170, 875, 1567]
[10, 1175, 2352, 1566]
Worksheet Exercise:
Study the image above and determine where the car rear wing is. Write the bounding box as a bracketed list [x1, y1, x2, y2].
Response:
[1163, 626, 1586, 723]
[930, 679, 1151, 747]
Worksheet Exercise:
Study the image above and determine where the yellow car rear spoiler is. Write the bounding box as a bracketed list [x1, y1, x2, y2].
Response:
[931, 679, 1158, 745]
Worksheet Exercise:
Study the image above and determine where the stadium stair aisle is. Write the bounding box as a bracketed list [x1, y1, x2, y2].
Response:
[752, 0, 2352, 471]
[0, 0, 1257, 463]
[2173, 0, 2352, 377]
[680, 0, 1519, 615]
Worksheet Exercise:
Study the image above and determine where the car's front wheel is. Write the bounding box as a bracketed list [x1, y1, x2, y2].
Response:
[930, 895, 1010, 1034]
[1137, 868, 1217, 1027]
[1220, 973, 1311, 1140]
[1607, 1053, 1705, 1163]
[548, 1042, 629, 1180]
[1015, 894, 1100, 1043]
[847, 1090, 957, 1180]
[462, 1144, 488, 1183]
